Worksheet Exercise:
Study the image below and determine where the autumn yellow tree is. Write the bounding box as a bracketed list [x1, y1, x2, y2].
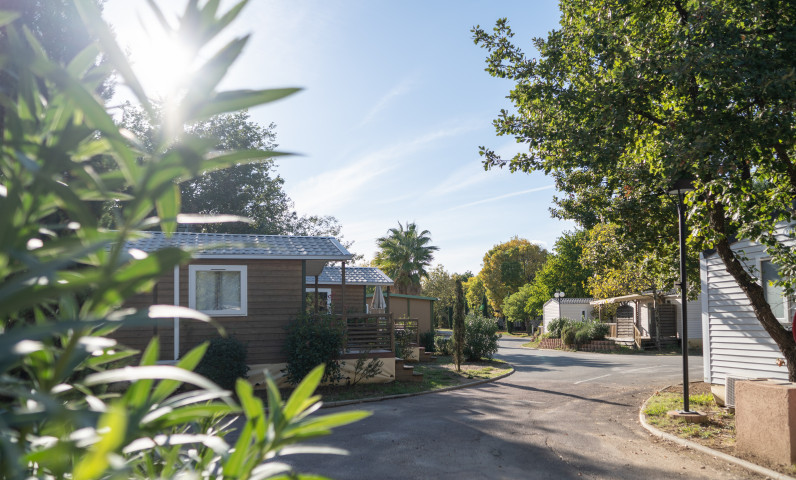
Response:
[479, 237, 547, 316]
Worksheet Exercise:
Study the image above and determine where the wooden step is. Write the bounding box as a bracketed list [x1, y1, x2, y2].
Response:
[394, 357, 423, 382]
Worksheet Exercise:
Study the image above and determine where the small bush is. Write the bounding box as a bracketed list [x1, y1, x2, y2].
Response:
[394, 329, 415, 360]
[574, 328, 591, 345]
[589, 321, 610, 340]
[349, 351, 384, 386]
[561, 326, 576, 346]
[284, 314, 345, 385]
[464, 313, 501, 361]
[195, 337, 250, 391]
[434, 336, 452, 355]
[420, 331, 436, 353]
[547, 318, 571, 338]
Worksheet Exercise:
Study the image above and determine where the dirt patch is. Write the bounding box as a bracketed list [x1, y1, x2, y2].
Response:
[647, 382, 796, 477]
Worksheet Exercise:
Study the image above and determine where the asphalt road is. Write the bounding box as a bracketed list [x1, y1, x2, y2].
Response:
[282, 337, 761, 479]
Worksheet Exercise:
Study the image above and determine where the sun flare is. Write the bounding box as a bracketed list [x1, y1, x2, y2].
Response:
[127, 25, 194, 100]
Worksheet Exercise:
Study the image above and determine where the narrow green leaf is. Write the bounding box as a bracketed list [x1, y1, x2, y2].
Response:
[155, 183, 180, 235]
[0, 11, 21, 28]
[150, 342, 208, 403]
[193, 88, 300, 120]
[283, 365, 323, 421]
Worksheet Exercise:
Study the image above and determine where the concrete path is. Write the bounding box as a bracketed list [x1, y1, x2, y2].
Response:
[282, 337, 762, 479]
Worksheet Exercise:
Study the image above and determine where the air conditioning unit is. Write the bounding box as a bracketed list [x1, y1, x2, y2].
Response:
[724, 376, 748, 408]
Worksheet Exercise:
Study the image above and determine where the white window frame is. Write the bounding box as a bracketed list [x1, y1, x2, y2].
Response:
[758, 257, 790, 325]
[189, 265, 248, 316]
[305, 287, 332, 313]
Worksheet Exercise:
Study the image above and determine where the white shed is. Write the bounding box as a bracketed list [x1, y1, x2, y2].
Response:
[701, 237, 793, 389]
[591, 293, 702, 346]
[542, 297, 593, 333]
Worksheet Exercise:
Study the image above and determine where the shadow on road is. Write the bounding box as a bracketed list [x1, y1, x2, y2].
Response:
[492, 380, 632, 407]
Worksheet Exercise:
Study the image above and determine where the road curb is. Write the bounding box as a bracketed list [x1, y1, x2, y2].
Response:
[639, 391, 795, 480]
[321, 367, 515, 409]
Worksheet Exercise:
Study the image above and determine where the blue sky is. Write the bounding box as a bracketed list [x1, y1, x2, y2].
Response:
[103, 1, 574, 274]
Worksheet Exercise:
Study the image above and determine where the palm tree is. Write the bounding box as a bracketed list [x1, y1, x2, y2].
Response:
[373, 222, 439, 294]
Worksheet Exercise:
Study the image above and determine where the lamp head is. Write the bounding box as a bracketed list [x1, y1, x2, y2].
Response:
[667, 177, 695, 196]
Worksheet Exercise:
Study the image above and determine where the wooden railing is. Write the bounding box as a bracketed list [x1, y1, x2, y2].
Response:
[634, 324, 643, 350]
[393, 318, 420, 346]
[332, 313, 393, 353]
[607, 323, 617, 338]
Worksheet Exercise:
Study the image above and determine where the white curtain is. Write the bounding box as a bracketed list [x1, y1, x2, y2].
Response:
[196, 271, 241, 311]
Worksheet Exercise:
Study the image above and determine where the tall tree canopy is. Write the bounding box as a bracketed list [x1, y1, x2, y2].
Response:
[118, 106, 345, 238]
[421, 265, 472, 328]
[480, 237, 547, 316]
[373, 222, 439, 294]
[523, 231, 593, 318]
[474, 1, 796, 377]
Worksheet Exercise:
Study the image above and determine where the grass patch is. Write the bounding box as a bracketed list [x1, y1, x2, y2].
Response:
[299, 355, 512, 404]
[523, 337, 543, 348]
[643, 391, 735, 445]
[498, 330, 532, 338]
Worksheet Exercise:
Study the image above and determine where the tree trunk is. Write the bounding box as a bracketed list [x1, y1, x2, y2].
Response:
[708, 200, 796, 381]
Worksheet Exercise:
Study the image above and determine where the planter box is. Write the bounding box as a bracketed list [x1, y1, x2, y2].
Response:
[538, 338, 618, 352]
[736, 379, 796, 465]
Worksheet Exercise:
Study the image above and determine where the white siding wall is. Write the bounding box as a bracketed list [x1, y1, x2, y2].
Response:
[702, 239, 789, 385]
[542, 301, 591, 332]
[664, 296, 703, 340]
[542, 301, 558, 332]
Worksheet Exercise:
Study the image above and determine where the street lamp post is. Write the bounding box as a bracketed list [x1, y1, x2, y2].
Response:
[668, 178, 694, 413]
[554, 291, 565, 319]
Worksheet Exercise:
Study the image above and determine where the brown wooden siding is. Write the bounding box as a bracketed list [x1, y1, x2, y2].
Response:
[389, 296, 433, 334]
[113, 259, 304, 365]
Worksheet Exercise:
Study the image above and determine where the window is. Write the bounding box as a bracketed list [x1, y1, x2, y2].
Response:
[189, 265, 247, 316]
[761, 259, 788, 322]
[305, 288, 332, 314]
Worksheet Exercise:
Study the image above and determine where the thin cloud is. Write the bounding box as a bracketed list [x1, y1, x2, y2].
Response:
[290, 124, 479, 212]
[358, 76, 416, 127]
[446, 184, 555, 211]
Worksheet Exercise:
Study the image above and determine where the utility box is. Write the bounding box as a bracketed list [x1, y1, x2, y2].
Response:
[736, 379, 796, 465]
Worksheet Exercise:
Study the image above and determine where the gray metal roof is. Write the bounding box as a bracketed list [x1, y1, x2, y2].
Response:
[124, 232, 353, 260]
[543, 297, 594, 307]
[306, 266, 394, 286]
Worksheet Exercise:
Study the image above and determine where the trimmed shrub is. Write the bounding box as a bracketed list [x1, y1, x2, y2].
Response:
[434, 335, 452, 355]
[464, 313, 501, 361]
[589, 321, 610, 340]
[561, 326, 576, 346]
[394, 329, 415, 360]
[194, 337, 250, 391]
[284, 314, 345, 385]
[547, 317, 571, 338]
[574, 328, 591, 346]
[420, 331, 436, 353]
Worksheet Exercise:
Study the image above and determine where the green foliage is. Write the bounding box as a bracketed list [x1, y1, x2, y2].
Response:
[546, 318, 570, 339]
[419, 330, 436, 353]
[421, 265, 469, 328]
[463, 314, 501, 361]
[574, 328, 591, 346]
[349, 351, 384, 386]
[393, 328, 415, 360]
[561, 327, 577, 347]
[473, 1, 796, 373]
[0, 1, 368, 477]
[194, 336, 250, 391]
[452, 278, 466, 371]
[589, 321, 610, 340]
[434, 336, 453, 356]
[524, 231, 593, 317]
[463, 274, 488, 315]
[373, 222, 439, 295]
[479, 237, 547, 316]
[284, 314, 346, 385]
